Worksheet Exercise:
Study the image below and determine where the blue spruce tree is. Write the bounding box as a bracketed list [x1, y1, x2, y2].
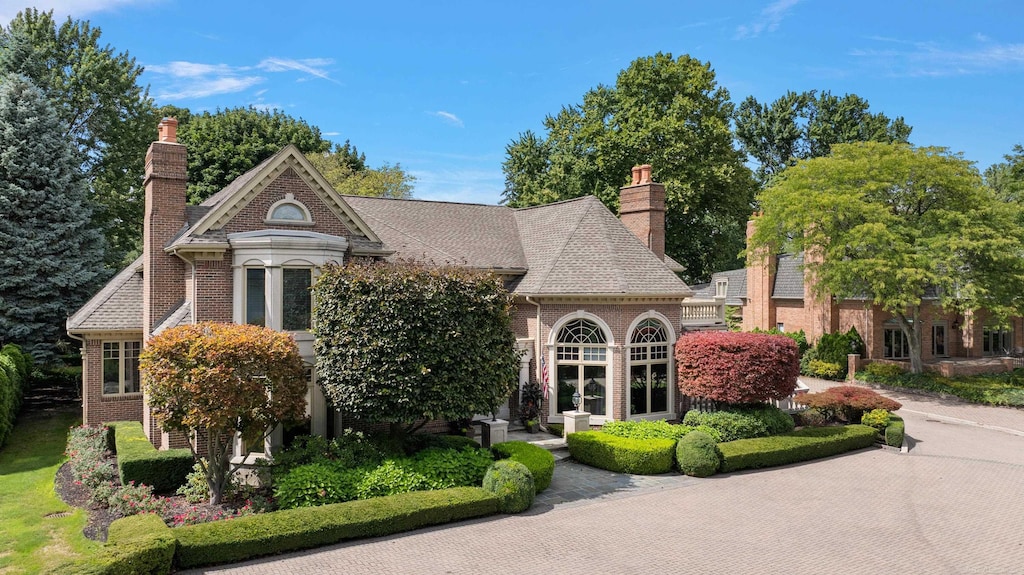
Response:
[0, 73, 104, 361]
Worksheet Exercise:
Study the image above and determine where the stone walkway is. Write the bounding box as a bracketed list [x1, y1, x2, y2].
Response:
[183, 381, 1024, 574]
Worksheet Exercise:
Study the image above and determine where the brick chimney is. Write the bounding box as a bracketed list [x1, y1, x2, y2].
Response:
[619, 164, 666, 260]
[744, 213, 776, 331]
[142, 118, 187, 444]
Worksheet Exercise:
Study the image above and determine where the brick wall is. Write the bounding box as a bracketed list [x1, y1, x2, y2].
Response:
[222, 167, 352, 238]
[194, 256, 233, 323]
[82, 338, 144, 426]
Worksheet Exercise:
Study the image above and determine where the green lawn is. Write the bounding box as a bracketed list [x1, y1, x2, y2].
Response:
[862, 369, 1024, 407]
[0, 409, 100, 573]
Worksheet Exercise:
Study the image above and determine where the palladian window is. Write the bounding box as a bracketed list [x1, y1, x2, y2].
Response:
[555, 319, 607, 415]
[629, 319, 669, 416]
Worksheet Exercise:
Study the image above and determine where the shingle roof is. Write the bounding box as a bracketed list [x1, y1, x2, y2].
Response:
[67, 257, 144, 332]
[153, 301, 191, 335]
[772, 253, 804, 299]
[692, 268, 747, 305]
[341, 196, 527, 271]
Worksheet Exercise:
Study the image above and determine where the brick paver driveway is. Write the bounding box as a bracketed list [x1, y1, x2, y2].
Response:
[187, 380, 1024, 575]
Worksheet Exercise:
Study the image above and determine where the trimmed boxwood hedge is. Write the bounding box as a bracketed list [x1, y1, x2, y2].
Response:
[491, 440, 555, 493]
[566, 431, 675, 475]
[175, 486, 499, 568]
[885, 415, 905, 448]
[718, 425, 878, 473]
[108, 421, 193, 493]
[50, 513, 176, 575]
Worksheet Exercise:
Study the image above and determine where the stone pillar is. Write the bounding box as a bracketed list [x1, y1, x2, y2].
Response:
[563, 411, 590, 437]
[480, 419, 508, 448]
[847, 353, 862, 382]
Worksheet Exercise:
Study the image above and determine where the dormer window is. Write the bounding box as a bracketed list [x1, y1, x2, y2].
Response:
[715, 279, 728, 298]
[266, 193, 313, 225]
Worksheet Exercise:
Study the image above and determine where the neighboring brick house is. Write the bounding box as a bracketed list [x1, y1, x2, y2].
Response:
[695, 217, 1023, 364]
[68, 120, 723, 450]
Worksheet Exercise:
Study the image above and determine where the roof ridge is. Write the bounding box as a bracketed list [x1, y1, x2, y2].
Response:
[513, 195, 596, 212]
[343, 195, 508, 209]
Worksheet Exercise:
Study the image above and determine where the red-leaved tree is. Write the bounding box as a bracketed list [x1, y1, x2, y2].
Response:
[140, 322, 307, 504]
[675, 331, 799, 404]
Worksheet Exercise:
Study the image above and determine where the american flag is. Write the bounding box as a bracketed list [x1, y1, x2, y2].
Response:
[541, 355, 549, 400]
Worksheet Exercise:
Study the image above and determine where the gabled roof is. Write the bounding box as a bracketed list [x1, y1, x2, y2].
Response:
[67, 257, 144, 332]
[169, 145, 384, 252]
[345, 194, 692, 297]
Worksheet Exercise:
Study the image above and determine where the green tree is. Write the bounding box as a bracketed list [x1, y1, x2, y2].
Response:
[313, 261, 520, 438]
[735, 90, 911, 185]
[305, 144, 415, 199]
[502, 53, 756, 283]
[140, 322, 307, 504]
[175, 107, 331, 204]
[0, 74, 105, 361]
[749, 142, 1024, 373]
[984, 144, 1024, 203]
[2, 9, 156, 266]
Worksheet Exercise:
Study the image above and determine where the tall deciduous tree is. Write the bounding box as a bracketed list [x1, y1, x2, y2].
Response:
[749, 142, 1024, 373]
[174, 107, 331, 204]
[140, 322, 307, 504]
[0, 73, 105, 361]
[313, 261, 520, 437]
[502, 53, 756, 283]
[305, 144, 415, 199]
[984, 144, 1024, 203]
[735, 90, 911, 185]
[2, 9, 156, 266]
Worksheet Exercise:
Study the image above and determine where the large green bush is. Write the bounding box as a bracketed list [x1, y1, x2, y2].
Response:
[0, 344, 29, 448]
[801, 327, 864, 380]
[482, 460, 535, 513]
[718, 425, 878, 472]
[566, 431, 675, 474]
[682, 405, 793, 442]
[50, 513, 176, 575]
[108, 421, 193, 493]
[491, 441, 555, 493]
[675, 431, 720, 477]
[601, 419, 722, 443]
[175, 487, 499, 568]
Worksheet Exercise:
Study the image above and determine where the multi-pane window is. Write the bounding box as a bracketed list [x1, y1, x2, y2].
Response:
[555, 318, 607, 415]
[715, 279, 728, 298]
[629, 319, 669, 415]
[102, 341, 141, 395]
[282, 268, 313, 331]
[883, 323, 910, 359]
[983, 326, 1013, 356]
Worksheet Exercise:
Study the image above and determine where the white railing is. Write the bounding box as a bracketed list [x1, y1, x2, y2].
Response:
[680, 296, 726, 326]
[683, 379, 811, 414]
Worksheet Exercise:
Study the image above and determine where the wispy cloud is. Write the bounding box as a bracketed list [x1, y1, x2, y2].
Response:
[409, 168, 503, 204]
[735, 0, 801, 39]
[431, 111, 465, 128]
[0, 0, 156, 24]
[146, 57, 338, 102]
[850, 36, 1024, 77]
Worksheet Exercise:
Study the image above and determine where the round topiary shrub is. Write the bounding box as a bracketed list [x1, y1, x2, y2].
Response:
[481, 460, 535, 513]
[675, 431, 720, 477]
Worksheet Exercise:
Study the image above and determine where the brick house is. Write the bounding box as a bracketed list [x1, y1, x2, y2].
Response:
[694, 216, 1023, 365]
[67, 120, 725, 451]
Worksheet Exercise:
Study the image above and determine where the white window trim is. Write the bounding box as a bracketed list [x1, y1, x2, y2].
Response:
[546, 311, 615, 425]
[715, 279, 728, 298]
[101, 340, 142, 396]
[625, 311, 676, 420]
[265, 193, 314, 226]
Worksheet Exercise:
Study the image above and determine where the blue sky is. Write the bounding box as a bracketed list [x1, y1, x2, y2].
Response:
[3, 0, 1022, 204]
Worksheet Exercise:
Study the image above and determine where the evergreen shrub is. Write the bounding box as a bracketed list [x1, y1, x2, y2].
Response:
[675, 431, 721, 477]
[109, 421, 193, 493]
[718, 425, 878, 472]
[491, 440, 555, 493]
[481, 460, 535, 513]
[566, 431, 675, 474]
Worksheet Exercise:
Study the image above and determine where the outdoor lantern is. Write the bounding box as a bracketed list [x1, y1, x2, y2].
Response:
[571, 390, 581, 410]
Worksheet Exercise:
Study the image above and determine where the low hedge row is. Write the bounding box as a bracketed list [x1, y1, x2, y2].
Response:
[491, 440, 555, 493]
[885, 415, 905, 448]
[108, 421, 193, 493]
[566, 431, 675, 474]
[718, 425, 878, 473]
[50, 513, 176, 575]
[174, 486, 499, 568]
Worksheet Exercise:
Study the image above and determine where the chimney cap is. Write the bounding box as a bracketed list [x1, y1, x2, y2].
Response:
[158, 117, 179, 143]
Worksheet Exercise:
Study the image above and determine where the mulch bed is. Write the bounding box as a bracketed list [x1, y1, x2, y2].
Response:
[54, 455, 252, 542]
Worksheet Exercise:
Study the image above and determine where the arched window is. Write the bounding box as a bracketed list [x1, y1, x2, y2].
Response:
[266, 193, 312, 224]
[555, 318, 608, 415]
[629, 319, 669, 416]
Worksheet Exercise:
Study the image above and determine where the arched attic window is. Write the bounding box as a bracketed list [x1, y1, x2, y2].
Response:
[266, 193, 313, 225]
